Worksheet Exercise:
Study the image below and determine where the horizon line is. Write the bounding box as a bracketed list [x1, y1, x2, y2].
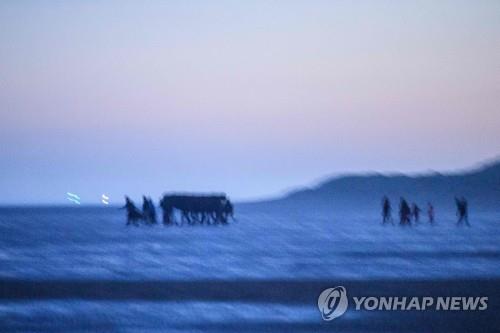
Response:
[0, 155, 498, 206]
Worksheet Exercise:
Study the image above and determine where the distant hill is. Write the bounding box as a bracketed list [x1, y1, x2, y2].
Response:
[240, 159, 500, 215]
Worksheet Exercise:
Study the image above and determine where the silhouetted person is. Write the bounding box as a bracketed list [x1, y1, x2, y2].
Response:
[142, 196, 149, 223]
[142, 196, 157, 225]
[122, 196, 142, 226]
[462, 197, 469, 225]
[381, 196, 393, 224]
[456, 196, 470, 226]
[399, 198, 411, 226]
[223, 200, 234, 222]
[147, 197, 157, 224]
[427, 202, 435, 224]
[411, 203, 421, 223]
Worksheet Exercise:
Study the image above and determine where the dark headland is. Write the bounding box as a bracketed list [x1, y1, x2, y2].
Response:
[239, 158, 500, 215]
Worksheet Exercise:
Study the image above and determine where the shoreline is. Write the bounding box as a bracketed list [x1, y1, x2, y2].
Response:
[1, 278, 498, 302]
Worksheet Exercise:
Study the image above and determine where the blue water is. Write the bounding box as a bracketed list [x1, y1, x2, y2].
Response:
[0, 206, 499, 332]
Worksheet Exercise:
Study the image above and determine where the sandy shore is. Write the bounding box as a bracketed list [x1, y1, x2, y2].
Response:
[0, 278, 498, 302]
[1, 278, 498, 332]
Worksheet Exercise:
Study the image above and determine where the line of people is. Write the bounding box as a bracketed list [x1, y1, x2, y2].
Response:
[381, 196, 469, 226]
[122, 194, 234, 226]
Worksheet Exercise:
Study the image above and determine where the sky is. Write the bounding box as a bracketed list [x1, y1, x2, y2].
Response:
[1, 0, 499, 205]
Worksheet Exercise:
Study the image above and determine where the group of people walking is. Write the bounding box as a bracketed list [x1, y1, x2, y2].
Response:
[123, 196, 157, 226]
[122, 194, 235, 226]
[124, 193, 472, 227]
[381, 196, 469, 226]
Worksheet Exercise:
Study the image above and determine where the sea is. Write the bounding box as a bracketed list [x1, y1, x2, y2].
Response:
[0, 206, 499, 332]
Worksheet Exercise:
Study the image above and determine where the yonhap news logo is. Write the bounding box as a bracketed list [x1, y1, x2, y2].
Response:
[318, 286, 488, 321]
[317, 286, 348, 321]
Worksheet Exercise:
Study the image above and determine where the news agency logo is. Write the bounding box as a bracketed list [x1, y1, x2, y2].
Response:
[317, 286, 348, 321]
[318, 286, 488, 321]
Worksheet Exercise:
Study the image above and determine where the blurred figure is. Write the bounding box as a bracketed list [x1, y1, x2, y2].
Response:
[147, 197, 157, 224]
[411, 203, 421, 223]
[122, 196, 143, 226]
[455, 197, 470, 226]
[381, 196, 393, 224]
[427, 202, 435, 224]
[223, 199, 234, 222]
[142, 196, 157, 225]
[142, 196, 149, 223]
[399, 198, 411, 226]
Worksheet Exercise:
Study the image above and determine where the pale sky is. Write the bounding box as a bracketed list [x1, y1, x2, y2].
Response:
[1, 0, 499, 204]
